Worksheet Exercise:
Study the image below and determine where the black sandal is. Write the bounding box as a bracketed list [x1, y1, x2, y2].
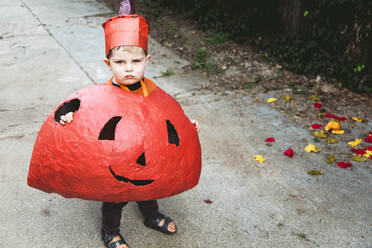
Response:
[144, 213, 177, 235]
[101, 228, 129, 248]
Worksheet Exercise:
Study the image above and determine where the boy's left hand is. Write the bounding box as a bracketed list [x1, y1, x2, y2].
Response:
[191, 120, 200, 133]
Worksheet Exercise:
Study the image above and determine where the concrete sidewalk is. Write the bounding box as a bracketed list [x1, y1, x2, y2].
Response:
[0, 0, 371, 247]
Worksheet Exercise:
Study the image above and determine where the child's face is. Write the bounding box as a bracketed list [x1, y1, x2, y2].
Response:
[105, 48, 150, 85]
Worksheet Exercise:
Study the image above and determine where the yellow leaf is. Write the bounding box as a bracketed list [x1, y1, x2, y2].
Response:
[324, 120, 341, 131]
[310, 95, 321, 101]
[305, 143, 321, 153]
[307, 170, 323, 175]
[280, 95, 292, 101]
[352, 117, 365, 122]
[348, 139, 362, 147]
[326, 154, 335, 164]
[332, 130, 345, 134]
[364, 150, 372, 158]
[352, 154, 367, 162]
[267, 98, 277, 103]
[314, 130, 327, 138]
[318, 113, 325, 118]
[254, 154, 265, 163]
[326, 138, 338, 144]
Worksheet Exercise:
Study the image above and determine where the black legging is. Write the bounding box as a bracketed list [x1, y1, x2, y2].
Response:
[102, 200, 160, 235]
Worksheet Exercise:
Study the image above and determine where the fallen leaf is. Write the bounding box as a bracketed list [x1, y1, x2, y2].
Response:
[307, 170, 323, 175]
[351, 148, 366, 155]
[203, 199, 213, 204]
[318, 113, 325, 118]
[348, 139, 362, 147]
[332, 130, 345, 134]
[364, 150, 372, 159]
[352, 117, 366, 122]
[280, 95, 292, 101]
[305, 143, 321, 153]
[365, 146, 372, 151]
[277, 223, 284, 227]
[283, 149, 294, 157]
[254, 154, 265, 163]
[310, 123, 322, 129]
[314, 130, 327, 138]
[267, 98, 277, 103]
[324, 120, 341, 131]
[296, 233, 309, 241]
[313, 138, 321, 143]
[325, 113, 347, 121]
[365, 136, 372, 143]
[314, 102, 322, 109]
[326, 137, 338, 144]
[326, 154, 336, 163]
[310, 95, 321, 101]
[352, 154, 367, 162]
[337, 161, 352, 169]
[265, 137, 275, 143]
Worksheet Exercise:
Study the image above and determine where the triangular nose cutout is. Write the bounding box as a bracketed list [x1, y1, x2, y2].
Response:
[136, 152, 146, 166]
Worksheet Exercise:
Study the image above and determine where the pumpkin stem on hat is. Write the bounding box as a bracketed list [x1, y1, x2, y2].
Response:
[119, 0, 135, 15]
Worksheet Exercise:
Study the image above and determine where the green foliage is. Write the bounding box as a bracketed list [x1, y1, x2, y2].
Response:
[262, 0, 372, 92]
[160, 70, 174, 77]
[191, 46, 222, 74]
[205, 32, 229, 44]
[192, 47, 207, 69]
[150, 0, 372, 93]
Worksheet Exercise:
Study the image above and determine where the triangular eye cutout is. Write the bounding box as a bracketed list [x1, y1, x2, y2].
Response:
[166, 120, 179, 146]
[136, 152, 146, 166]
[98, 116, 122, 140]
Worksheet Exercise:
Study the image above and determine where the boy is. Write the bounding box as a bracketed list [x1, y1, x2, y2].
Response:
[59, 13, 200, 248]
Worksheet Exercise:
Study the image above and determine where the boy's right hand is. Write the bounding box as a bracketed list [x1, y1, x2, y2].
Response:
[59, 112, 74, 125]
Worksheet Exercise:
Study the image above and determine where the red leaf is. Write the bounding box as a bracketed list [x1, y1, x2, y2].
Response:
[337, 161, 352, 169]
[365, 136, 372, 143]
[283, 149, 294, 157]
[365, 146, 372, 151]
[325, 113, 347, 121]
[314, 102, 322, 109]
[310, 123, 322, 129]
[265, 137, 275, 142]
[351, 148, 366, 155]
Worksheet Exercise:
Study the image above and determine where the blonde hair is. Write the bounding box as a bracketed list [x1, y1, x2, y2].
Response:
[107, 45, 147, 59]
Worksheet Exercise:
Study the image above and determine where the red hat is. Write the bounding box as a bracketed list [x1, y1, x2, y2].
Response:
[102, 15, 149, 56]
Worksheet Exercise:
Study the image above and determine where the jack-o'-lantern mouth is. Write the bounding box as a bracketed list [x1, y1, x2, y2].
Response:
[109, 167, 154, 186]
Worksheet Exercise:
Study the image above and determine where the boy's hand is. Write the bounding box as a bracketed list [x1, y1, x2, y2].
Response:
[59, 112, 74, 125]
[191, 120, 200, 133]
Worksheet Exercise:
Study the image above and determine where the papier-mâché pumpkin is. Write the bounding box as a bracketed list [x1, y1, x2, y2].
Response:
[27, 84, 202, 203]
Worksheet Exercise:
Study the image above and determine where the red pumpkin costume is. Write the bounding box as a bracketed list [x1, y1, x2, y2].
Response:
[27, 1, 201, 238]
[27, 3, 201, 204]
